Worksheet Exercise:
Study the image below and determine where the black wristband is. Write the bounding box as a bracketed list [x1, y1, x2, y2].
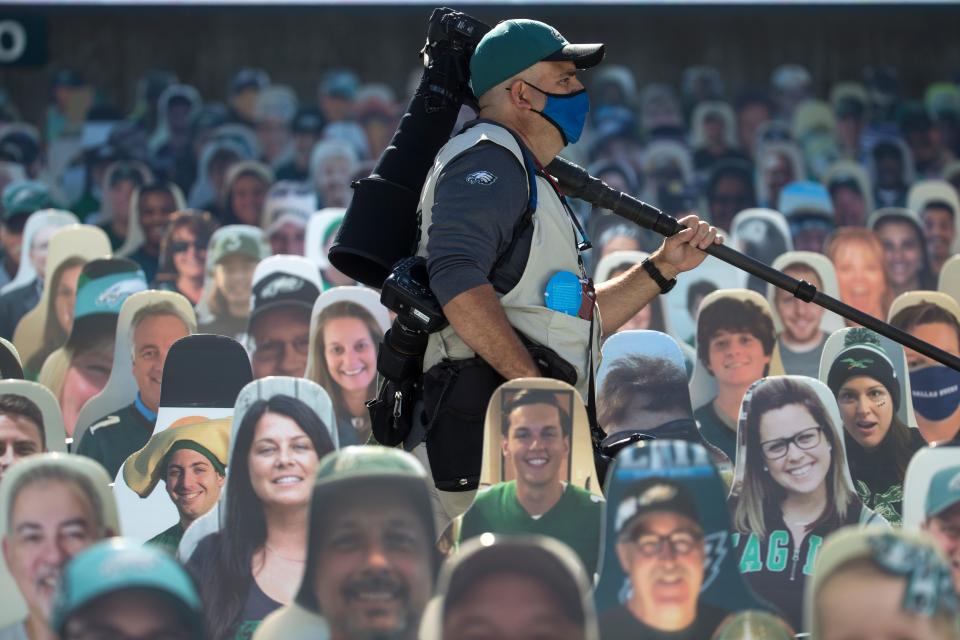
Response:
[641, 257, 677, 294]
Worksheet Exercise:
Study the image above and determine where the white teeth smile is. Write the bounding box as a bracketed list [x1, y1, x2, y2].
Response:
[341, 367, 366, 376]
[273, 476, 302, 485]
[526, 458, 548, 466]
[788, 464, 812, 477]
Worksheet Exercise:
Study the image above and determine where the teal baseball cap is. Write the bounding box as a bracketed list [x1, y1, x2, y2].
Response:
[925, 465, 960, 519]
[2, 180, 51, 221]
[52, 538, 203, 637]
[470, 19, 604, 98]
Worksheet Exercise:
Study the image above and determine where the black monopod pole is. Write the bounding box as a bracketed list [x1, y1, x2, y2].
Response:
[547, 156, 960, 373]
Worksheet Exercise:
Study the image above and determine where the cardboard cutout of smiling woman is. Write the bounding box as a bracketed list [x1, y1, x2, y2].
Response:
[182, 376, 338, 640]
[728, 375, 888, 633]
[819, 327, 926, 525]
[110, 333, 252, 542]
[304, 286, 389, 447]
[888, 291, 960, 444]
[13, 224, 111, 378]
[0, 454, 120, 632]
[595, 440, 771, 640]
[767, 251, 844, 380]
[461, 378, 604, 577]
[902, 444, 960, 598]
[594, 251, 674, 338]
[691, 289, 783, 465]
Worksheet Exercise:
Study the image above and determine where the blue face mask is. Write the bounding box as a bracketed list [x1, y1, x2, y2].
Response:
[909, 364, 960, 421]
[524, 81, 590, 146]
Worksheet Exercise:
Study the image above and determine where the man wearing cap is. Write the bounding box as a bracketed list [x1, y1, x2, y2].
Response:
[923, 465, 960, 595]
[276, 108, 326, 183]
[262, 181, 316, 256]
[0, 181, 51, 290]
[52, 539, 205, 640]
[459, 388, 603, 575]
[248, 265, 321, 379]
[415, 19, 720, 516]
[601, 478, 727, 639]
[78, 301, 195, 478]
[778, 181, 836, 253]
[123, 417, 230, 553]
[1, 454, 116, 640]
[440, 535, 597, 640]
[228, 68, 271, 128]
[197, 226, 271, 339]
[292, 447, 437, 640]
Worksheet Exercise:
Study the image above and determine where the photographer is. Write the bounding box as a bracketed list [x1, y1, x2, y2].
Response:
[414, 18, 721, 519]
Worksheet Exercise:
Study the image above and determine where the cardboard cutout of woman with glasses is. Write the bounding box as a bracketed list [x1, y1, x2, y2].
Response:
[729, 375, 888, 634]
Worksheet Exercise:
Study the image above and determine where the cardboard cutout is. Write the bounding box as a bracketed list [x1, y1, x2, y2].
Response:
[666, 255, 747, 346]
[594, 251, 675, 337]
[902, 444, 960, 529]
[938, 254, 960, 308]
[729, 209, 793, 295]
[0, 338, 23, 379]
[73, 290, 196, 446]
[0, 380, 68, 455]
[13, 225, 111, 370]
[0, 453, 120, 629]
[727, 375, 883, 632]
[116, 183, 187, 259]
[420, 535, 599, 640]
[111, 334, 252, 542]
[594, 250, 649, 284]
[460, 378, 603, 576]
[887, 291, 960, 443]
[254, 606, 331, 640]
[0, 209, 78, 295]
[304, 286, 390, 446]
[767, 251, 844, 334]
[907, 179, 960, 254]
[305, 207, 345, 272]
[595, 440, 770, 638]
[178, 376, 337, 562]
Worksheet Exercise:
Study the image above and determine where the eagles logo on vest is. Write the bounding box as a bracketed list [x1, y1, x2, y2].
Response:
[465, 170, 498, 185]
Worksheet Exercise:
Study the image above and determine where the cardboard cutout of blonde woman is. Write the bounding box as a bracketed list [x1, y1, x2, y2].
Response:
[666, 255, 746, 347]
[179, 376, 337, 640]
[902, 445, 960, 596]
[38, 259, 148, 440]
[888, 291, 960, 443]
[0, 338, 23, 379]
[691, 289, 783, 464]
[940, 253, 960, 305]
[596, 440, 771, 640]
[73, 290, 197, 450]
[767, 251, 843, 379]
[819, 327, 926, 525]
[111, 333, 253, 542]
[195, 225, 271, 342]
[594, 251, 674, 338]
[728, 375, 887, 633]
[0, 208, 77, 295]
[304, 286, 389, 446]
[0, 453, 120, 633]
[597, 330, 731, 478]
[256, 447, 436, 640]
[729, 208, 793, 295]
[305, 207, 354, 289]
[461, 378, 603, 576]
[420, 535, 599, 640]
[13, 224, 111, 376]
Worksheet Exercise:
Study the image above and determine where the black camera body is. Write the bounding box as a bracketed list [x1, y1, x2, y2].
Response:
[381, 256, 447, 335]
